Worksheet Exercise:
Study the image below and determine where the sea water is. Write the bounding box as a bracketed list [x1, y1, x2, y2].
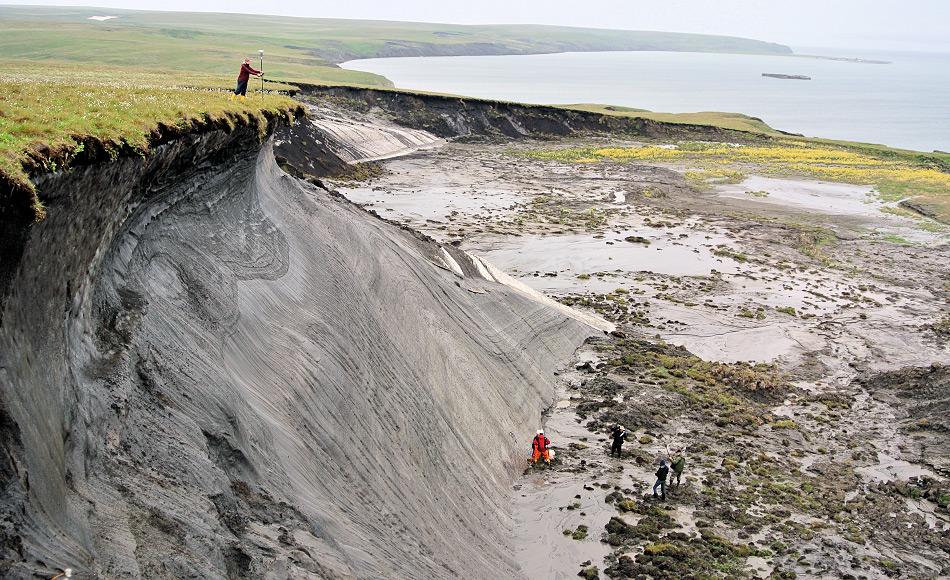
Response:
[343, 49, 950, 152]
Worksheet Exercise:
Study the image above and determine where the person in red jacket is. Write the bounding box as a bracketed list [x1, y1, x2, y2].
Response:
[531, 429, 551, 464]
[233, 57, 262, 98]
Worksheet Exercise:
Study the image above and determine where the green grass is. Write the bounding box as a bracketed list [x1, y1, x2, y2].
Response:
[881, 234, 911, 245]
[560, 104, 785, 135]
[0, 5, 792, 88]
[1, 61, 301, 220]
[795, 227, 838, 266]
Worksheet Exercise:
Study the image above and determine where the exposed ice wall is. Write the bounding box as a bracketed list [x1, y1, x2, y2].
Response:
[0, 135, 594, 578]
[306, 107, 444, 163]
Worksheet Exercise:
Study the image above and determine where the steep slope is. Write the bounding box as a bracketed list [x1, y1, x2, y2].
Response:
[0, 122, 596, 577]
[302, 111, 443, 163]
[274, 104, 443, 180]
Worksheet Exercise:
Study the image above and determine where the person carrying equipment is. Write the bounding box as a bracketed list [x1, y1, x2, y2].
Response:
[232, 57, 262, 99]
[531, 429, 551, 464]
[669, 451, 686, 487]
[610, 424, 627, 457]
[653, 459, 669, 500]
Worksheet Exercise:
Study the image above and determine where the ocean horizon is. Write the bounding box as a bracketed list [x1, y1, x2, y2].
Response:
[343, 48, 950, 152]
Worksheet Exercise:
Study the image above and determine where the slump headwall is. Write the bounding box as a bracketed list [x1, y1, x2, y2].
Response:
[288, 82, 770, 142]
[0, 120, 594, 577]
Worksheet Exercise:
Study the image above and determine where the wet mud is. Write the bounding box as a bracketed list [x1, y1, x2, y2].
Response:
[336, 135, 950, 578]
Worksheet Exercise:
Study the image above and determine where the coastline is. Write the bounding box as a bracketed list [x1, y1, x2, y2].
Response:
[340, 49, 950, 152]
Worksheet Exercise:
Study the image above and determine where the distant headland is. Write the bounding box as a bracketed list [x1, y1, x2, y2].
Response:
[762, 73, 811, 80]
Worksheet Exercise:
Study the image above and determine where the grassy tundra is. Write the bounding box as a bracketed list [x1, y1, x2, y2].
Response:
[1, 62, 300, 220]
[0, 5, 792, 87]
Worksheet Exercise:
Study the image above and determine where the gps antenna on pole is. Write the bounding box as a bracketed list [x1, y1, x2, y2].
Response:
[259, 49, 264, 98]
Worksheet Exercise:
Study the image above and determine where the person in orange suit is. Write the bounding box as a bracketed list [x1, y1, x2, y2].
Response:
[531, 429, 551, 464]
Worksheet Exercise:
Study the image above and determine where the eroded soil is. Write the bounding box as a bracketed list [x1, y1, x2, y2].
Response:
[335, 138, 949, 579]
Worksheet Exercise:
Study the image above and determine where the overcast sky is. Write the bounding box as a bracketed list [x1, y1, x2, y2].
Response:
[7, 1, 950, 52]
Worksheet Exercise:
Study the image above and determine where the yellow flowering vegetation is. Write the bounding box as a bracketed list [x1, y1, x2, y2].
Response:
[1, 61, 301, 220]
[530, 145, 684, 163]
[590, 146, 685, 162]
[526, 140, 950, 222]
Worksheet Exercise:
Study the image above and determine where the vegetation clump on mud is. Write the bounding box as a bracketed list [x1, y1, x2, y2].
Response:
[559, 291, 651, 326]
[578, 564, 600, 579]
[604, 338, 787, 398]
[604, 501, 679, 545]
[606, 529, 768, 579]
[522, 194, 611, 232]
[793, 227, 838, 267]
[929, 314, 950, 339]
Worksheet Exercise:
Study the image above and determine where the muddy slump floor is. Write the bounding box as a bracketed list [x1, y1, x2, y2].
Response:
[336, 139, 950, 579]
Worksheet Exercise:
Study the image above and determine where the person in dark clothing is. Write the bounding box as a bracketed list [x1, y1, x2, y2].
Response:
[653, 459, 669, 500]
[610, 424, 627, 457]
[233, 57, 262, 98]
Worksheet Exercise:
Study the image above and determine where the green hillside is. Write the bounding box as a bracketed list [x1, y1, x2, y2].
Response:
[0, 5, 793, 87]
[559, 104, 786, 135]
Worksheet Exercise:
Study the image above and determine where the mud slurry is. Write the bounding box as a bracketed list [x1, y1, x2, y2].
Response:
[336, 137, 949, 578]
[543, 341, 948, 579]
